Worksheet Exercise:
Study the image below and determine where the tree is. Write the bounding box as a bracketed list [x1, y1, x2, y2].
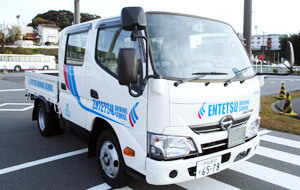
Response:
[30, 17, 56, 28]
[0, 28, 5, 53]
[28, 10, 101, 30]
[81, 13, 100, 23]
[280, 34, 300, 65]
[28, 10, 73, 29]
[4, 26, 21, 45]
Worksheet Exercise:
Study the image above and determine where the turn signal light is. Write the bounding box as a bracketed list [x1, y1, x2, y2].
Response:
[124, 147, 135, 157]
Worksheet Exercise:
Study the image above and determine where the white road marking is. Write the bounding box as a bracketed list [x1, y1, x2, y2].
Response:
[0, 103, 34, 112]
[260, 135, 300, 149]
[230, 161, 300, 190]
[178, 177, 241, 190]
[87, 183, 112, 190]
[115, 186, 134, 190]
[256, 146, 300, 166]
[0, 89, 25, 92]
[0, 103, 33, 107]
[0, 148, 88, 175]
[269, 82, 276, 84]
[258, 130, 271, 136]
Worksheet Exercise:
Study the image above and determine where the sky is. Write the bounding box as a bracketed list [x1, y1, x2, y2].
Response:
[0, 0, 299, 35]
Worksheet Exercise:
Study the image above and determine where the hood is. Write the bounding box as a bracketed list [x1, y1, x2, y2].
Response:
[168, 77, 260, 126]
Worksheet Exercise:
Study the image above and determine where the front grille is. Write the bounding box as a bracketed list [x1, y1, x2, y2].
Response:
[202, 139, 227, 154]
[189, 116, 250, 134]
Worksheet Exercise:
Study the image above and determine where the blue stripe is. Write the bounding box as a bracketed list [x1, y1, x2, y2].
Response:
[200, 108, 204, 116]
[132, 102, 139, 121]
[66, 66, 131, 129]
[200, 102, 206, 116]
[131, 110, 136, 124]
[67, 66, 76, 97]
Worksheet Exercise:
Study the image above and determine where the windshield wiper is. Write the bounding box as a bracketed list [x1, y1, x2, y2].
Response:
[174, 72, 227, 87]
[224, 67, 251, 87]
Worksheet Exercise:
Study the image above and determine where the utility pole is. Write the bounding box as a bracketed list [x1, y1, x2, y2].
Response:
[16, 15, 20, 28]
[254, 25, 258, 35]
[262, 31, 265, 55]
[74, 0, 80, 24]
[243, 0, 252, 57]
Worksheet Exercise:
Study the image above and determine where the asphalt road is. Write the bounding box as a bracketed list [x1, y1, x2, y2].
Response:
[0, 73, 300, 190]
[261, 75, 300, 96]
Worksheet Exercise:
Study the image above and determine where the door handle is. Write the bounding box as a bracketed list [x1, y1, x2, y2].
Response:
[90, 89, 99, 99]
[61, 83, 66, 90]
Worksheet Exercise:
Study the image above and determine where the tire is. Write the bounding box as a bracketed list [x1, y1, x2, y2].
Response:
[37, 102, 59, 137]
[43, 66, 49, 70]
[14, 66, 21, 72]
[96, 129, 129, 188]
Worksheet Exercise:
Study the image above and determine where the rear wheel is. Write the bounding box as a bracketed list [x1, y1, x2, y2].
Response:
[43, 66, 49, 70]
[14, 66, 21, 72]
[37, 102, 59, 137]
[97, 129, 129, 188]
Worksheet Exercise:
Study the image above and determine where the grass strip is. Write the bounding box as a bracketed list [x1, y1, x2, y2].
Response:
[260, 91, 300, 135]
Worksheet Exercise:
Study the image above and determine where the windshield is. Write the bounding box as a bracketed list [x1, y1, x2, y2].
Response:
[146, 13, 254, 81]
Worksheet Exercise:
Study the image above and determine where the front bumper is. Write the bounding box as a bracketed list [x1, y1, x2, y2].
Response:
[145, 135, 259, 185]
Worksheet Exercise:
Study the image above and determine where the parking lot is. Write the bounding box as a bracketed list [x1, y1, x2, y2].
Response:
[1, 73, 300, 190]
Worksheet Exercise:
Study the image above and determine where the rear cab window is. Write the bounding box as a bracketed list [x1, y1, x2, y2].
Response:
[65, 31, 89, 66]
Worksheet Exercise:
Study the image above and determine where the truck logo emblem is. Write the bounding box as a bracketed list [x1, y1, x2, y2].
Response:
[198, 102, 206, 119]
[220, 116, 233, 130]
[65, 103, 71, 117]
[129, 102, 139, 127]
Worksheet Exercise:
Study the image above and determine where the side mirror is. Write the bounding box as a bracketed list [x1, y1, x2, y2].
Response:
[117, 48, 139, 86]
[121, 7, 146, 31]
[285, 41, 295, 69]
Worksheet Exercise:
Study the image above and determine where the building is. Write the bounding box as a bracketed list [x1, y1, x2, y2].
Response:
[251, 34, 284, 51]
[14, 26, 37, 46]
[20, 26, 34, 37]
[14, 40, 34, 46]
[36, 24, 60, 45]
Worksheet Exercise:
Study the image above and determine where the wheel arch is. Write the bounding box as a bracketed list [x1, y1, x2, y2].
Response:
[88, 117, 118, 158]
[32, 96, 53, 120]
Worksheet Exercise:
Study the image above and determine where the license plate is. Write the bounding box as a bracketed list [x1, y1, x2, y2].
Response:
[228, 126, 246, 148]
[196, 156, 221, 178]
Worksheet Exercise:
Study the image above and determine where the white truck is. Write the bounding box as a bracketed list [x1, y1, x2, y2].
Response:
[24, 7, 294, 188]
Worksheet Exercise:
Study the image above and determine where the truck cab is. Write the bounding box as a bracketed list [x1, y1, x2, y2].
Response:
[28, 7, 261, 188]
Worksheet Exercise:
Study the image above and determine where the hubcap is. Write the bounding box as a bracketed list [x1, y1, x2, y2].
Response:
[38, 108, 45, 131]
[100, 141, 119, 178]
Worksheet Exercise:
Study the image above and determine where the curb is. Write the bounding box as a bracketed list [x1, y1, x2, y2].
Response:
[276, 99, 285, 111]
[272, 100, 282, 113]
[273, 98, 300, 119]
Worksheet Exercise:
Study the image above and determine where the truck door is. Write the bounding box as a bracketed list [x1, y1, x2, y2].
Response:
[59, 25, 91, 127]
[85, 24, 148, 171]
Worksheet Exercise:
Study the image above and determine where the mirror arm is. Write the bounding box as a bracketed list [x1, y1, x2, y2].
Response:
[128, 83, 142, 97]
[128, 27, 162, 98]
[131, 27, 149, 78]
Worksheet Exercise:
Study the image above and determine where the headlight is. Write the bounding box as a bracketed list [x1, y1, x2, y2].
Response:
[148, 133, 197, 160]
[246, 117, 261, 139]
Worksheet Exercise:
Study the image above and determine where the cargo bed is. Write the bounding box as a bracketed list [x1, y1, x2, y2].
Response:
[25, 70, 59, 104]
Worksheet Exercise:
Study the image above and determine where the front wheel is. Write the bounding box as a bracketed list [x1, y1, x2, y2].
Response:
[96, 129, 129, 188]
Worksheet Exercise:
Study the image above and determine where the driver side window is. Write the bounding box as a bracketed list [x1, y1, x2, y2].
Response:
[96, 26, 143, 79]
